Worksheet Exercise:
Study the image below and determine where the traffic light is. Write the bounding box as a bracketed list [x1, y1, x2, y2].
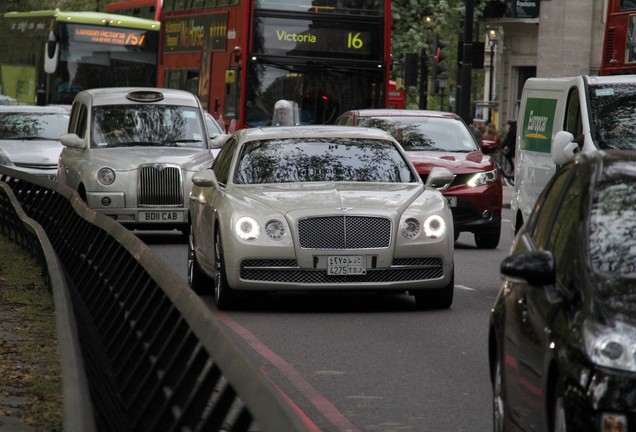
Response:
[431, 33, 449, 95]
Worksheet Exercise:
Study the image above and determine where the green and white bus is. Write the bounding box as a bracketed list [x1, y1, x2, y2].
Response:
[0, 10, 159, 105]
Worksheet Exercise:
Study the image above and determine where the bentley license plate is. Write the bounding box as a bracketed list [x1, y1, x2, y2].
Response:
[327, 255, 366, 275]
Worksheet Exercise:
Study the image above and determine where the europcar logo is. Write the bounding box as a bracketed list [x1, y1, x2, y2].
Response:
[521, 98, 557, 153]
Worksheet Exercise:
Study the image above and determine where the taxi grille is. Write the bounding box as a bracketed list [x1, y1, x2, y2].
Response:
[240, 258, 444, 283]
[138, 164, 183, 207]
[298, 216, 391, 249]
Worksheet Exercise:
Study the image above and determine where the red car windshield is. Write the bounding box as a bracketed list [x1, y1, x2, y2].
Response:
[357, 116, 479, 152]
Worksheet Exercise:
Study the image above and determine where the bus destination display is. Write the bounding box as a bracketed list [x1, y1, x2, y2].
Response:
[70, 24, 148, 46]
[253, 16, 381, 60]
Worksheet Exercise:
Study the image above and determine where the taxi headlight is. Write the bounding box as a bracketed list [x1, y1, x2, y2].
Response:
[97, 168, 116, 185]
[423, 215, 446, 239]
[235, 216, 261, 240]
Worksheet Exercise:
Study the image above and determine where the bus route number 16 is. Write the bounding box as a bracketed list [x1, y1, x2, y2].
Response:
[347, 32, 363, 49]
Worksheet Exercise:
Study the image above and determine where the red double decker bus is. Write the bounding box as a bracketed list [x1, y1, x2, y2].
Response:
[600, 0, 636, 75]
[158, 0, 391, 132]
[104, 0, 163, 20]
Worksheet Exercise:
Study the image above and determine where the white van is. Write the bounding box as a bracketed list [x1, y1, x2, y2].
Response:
[511, 74, 636, 234]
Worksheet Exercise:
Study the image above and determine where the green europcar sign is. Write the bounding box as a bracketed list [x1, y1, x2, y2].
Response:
[521, 97, 557, 153]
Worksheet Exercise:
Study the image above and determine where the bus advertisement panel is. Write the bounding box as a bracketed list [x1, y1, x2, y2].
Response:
[600, 0, 636, 75]
[0, 10, 159, 105]
[158, 0, 390, 132]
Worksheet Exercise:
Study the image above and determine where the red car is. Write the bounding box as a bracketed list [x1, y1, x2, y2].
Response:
[336, 109, 503, 248]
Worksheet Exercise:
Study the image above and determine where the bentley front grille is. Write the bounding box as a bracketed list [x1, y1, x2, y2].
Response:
[138, 164, 183, 207]
[298, 216, 391, 249]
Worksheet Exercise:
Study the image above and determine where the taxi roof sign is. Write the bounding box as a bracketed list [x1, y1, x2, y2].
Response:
[126, 91, 164, 102]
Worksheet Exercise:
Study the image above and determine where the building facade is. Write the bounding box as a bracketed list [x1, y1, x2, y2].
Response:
[481, 0, 607, 128]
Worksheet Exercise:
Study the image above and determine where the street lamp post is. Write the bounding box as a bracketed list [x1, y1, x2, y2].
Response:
[487, 28, 498, 124]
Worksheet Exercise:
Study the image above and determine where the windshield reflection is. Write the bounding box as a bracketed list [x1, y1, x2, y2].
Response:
[357, 117, 479, 152]
[92, 105, 206, 149]
[588, 161, 636, 275]
[235, 138, 416, 184]
[0, 113, 69, 140]
[590, 84, 636, 150]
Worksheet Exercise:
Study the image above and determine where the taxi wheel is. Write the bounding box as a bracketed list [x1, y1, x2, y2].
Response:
[214, 230, 236, 310]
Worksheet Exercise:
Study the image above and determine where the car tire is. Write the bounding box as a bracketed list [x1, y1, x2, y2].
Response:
[474, 224, 501, 249]
[492, 355, 505, 432]
[414, 270, 454, 309]
[187, 221, 209, 294]
[214, 230, 235, 310]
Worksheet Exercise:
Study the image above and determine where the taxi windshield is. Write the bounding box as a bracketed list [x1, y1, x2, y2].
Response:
[92, 105, 206, 149]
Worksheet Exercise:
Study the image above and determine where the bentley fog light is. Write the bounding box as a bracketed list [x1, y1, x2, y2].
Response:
[265, 219, 286, 240]
[235, 216, 260, 240]
[423, 215, 446, 239]
[97, 167, 116, 185]
[584, 320, 636, 372]
[401, 218, 420, 239]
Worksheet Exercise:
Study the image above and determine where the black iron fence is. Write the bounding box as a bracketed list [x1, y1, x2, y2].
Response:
[0, 166, 307, 432]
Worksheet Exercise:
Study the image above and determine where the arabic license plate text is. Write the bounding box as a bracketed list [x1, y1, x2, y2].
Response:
[327, 255, 366, 275]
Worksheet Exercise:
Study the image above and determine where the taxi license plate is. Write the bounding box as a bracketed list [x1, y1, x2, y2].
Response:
[445, 196, 457, 207]
[327, 255, 366, 275]
[138, 211, 183, 222]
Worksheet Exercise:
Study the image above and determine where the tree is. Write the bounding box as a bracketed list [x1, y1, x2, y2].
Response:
[3, 0, 116, 12]
[391, 0, 489, 110]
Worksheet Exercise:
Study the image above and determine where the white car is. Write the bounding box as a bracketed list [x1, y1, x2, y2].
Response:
[58, 88, 215, 233]
[188, 125, 456, 310]
[0, 105, 70, 180]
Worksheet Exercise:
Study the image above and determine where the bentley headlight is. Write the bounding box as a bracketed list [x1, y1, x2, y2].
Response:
[265, 219, 286, 240]
[467, 169, 498, 187]
[401, 218, 421, 239]
[423, 215, 446, 239]
[235, 216, 261, 240]
[584, 320, 636, 372]
[97, 167, 116, 185]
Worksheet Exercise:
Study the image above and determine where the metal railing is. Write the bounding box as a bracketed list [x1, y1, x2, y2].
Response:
[0, 166, 308, 432]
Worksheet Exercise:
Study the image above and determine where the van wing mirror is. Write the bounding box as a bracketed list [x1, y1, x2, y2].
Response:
[552, 131, 579, 166]
[425, 167, 455, 191]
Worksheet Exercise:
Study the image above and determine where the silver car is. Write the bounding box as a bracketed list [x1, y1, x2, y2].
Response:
[0, 105, 70, 180]
[58, 88, 215, 233]
[188, 125, 456, 310]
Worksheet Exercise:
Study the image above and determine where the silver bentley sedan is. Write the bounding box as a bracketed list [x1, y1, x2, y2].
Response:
[58, 88, 217, 233]
[188, 126, 456, 310]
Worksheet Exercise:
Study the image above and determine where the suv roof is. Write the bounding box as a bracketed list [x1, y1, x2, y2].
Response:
[343, 109, 463, 120]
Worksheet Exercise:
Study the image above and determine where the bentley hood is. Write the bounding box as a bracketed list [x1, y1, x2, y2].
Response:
[235, 182, 443, 217]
